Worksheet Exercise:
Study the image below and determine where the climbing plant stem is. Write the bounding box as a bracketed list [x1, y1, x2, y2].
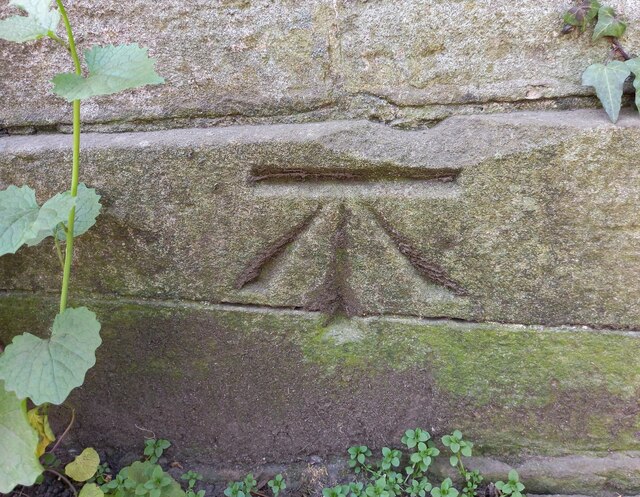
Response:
[56, 0, 82, 313]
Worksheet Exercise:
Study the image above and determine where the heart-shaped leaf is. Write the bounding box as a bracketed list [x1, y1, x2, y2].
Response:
[0, 0, 60, 43]
[582, 61, 630, 122]
[52, 44, 164, 102]
[65, 447, 100, 482]
[593, 6, 626, 40]
[0, 382, 43, 493]
[0, 307, 102, 405]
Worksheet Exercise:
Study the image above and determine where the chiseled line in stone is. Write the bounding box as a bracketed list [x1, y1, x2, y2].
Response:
[2, 290, 640, 335]
[234, 206, 322, 289]
[248, 165, 461, 184]
[369, 208, 469, 297]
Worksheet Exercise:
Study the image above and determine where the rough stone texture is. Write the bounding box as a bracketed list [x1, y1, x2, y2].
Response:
[1, 109, 639, 328]
[2, 294, 640, 495]
[1, 0, 640, 130]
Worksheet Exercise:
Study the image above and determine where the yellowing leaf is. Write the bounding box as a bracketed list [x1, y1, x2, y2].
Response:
[79, 483, 104, 497]
[27, 407, 56, 457]
[64, 448, 100, 482]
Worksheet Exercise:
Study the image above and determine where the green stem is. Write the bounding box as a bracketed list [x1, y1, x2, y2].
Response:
[53, 234, 64, 269]
[55, 0, 82, 313]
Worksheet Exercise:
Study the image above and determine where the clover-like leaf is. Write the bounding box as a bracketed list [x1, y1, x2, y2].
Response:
[0, 382, 43, 493]
[625, 58, 640, 111]
[57, 184, 102, 240]
[582, 61, 630, 122]
[593, 6, 626, 40]
[564, 0, 600, 30]
[0, 307, 101, 405]
[127, 462, 184, 497]
[0, 0, 60, 43]
[65, 448, 100, 482]
[80, 483, 105, 497]
[52, 44, 164, 102]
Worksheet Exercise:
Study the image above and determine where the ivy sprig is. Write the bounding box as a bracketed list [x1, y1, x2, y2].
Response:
[562, 0, 640, 123]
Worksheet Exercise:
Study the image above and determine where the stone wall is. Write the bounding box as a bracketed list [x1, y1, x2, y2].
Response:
[1, 1, 640, 495]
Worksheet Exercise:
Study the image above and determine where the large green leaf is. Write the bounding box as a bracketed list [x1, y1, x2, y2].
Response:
[0, 185, 76, 255]
[52, 44, 165, 102]
[582, 61, 630, 123]
[0, 0, 60, 43]
[57, 183, 102, 241]
[0, 185, 39, 256]
[626, 58, 640, 111]
[0, 307, 102, 405]
[0, 381, 43, 493]
[24, 191, 75, 246]
[592, 6, 626, 40]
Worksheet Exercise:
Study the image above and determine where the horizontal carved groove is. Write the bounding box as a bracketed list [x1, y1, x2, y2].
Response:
[249, 165, 460, 184]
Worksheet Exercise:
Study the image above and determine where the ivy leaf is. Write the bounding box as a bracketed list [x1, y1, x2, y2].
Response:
[24, 191, 75, 246]
[593, 6, 626, 40]
[0, 382, 43, 493]
[0, 307, 102, 405]
[56, 184, 102, 240]
[0, 0, 60, 43]
[625, 58, 640, 111]
[563, 0, 600, 30]
[52, 44, 165, 102]
[65, 448, 100, 482]
[582, 61, 630, 122]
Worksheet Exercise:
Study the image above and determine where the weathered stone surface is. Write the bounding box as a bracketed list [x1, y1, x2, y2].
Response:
[1, 109, 639, 327]
[1, 1, 639, 130]
[2, 293, 640, 494]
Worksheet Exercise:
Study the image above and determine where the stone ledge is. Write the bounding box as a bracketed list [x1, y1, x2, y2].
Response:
[1, 110, 639, 328]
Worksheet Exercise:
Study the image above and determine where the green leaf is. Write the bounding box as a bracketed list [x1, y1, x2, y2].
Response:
[24, 191, 74, 246]
[57, 184, 102, 241]
[80, 483, 105, 497]
[593, 6, 626, 40]
[126, 462, 184, 497]
[0, 0, 60, 43]
[65, 448, 100, 482]
[625, 58, 640, 111]
[563, 0, 600, 29]
[0, 307, 102, 405]
[0, 382, 43, 493]
[582, 61, 630, 122]
[0, 185, 75, 255]
[0, 185, 39, 255]
[52, 44, 164, 102]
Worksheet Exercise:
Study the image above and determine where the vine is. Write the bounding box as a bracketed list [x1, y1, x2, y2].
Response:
[0, 0, 163, 492]
[562, 0, 638, 122]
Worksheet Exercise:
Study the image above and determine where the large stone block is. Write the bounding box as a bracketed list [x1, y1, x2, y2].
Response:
[1, 109, 639, 328]
[1, 294, 640, 495]
[1, 1, 639, 129]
